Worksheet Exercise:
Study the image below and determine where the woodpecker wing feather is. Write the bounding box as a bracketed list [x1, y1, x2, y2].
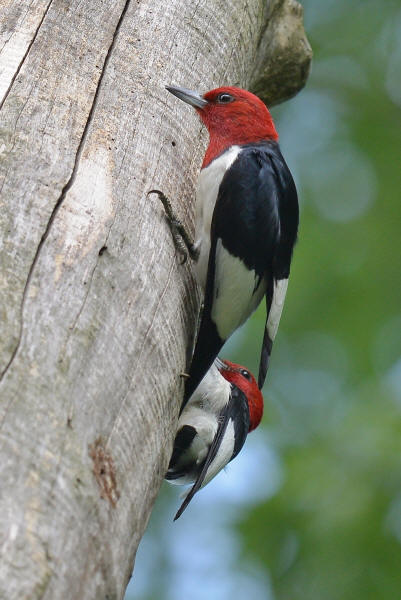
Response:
[185, 142, 297, 403]
[174, 386, 249, 520]
[257, 148, 298, 388]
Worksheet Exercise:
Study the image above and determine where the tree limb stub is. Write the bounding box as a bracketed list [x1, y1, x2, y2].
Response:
[0, 1, 311, 598]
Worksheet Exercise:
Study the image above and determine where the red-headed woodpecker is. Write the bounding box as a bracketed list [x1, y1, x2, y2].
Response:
[154, 85, 298, 407]
[166, 358, 263, 520]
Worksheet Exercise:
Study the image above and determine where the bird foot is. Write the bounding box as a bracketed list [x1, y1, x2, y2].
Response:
[148, 189, 199, 264]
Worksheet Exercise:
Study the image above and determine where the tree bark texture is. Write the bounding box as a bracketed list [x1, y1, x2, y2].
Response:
[0, 1, 311, 598]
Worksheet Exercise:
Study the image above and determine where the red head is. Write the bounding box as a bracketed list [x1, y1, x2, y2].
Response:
[218, 359, 264, 432]
[166, 85, 278, 167]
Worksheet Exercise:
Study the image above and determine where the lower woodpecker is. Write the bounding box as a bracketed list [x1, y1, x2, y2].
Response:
[166, 358, 263, 520]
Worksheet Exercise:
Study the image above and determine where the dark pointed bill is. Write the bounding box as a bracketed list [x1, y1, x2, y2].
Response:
[166, 85, 208, 109]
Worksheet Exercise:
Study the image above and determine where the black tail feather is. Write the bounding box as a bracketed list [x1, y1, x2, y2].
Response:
[258, 322, 273, 389]
[258, 288, 274, 389]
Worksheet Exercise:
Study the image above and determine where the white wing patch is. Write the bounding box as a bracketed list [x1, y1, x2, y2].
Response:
[267, 278, 289, 341]
[173, 407, 235, 488]
[201, 420, 235, 487]
[211, 240, 266, 340]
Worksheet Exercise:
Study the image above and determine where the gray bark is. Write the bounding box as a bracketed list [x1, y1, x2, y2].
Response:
[0, 0, 311, 598]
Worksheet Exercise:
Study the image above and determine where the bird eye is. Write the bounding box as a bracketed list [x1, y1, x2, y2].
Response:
[240, 369, 251, 380]
[217, 93, 234, 104]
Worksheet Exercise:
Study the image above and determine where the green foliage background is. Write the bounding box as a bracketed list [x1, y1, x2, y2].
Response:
[127, 1, 401, 598]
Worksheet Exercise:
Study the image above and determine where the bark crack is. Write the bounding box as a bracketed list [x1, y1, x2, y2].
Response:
[68, 252, 104, 335]
[0, 0, 132, 384]
[0, 0, 53, 110]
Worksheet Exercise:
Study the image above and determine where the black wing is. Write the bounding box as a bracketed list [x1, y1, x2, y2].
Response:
[256, 144, 299, 388]
[174, 386, 250, 520]
[184, 142, 298, 406]
[165, 425, 197, 481]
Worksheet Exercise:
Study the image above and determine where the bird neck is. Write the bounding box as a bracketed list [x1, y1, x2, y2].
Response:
[202, 126, 278, 168]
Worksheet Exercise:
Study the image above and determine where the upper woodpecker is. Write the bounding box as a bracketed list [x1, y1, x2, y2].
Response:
[154, 85, 298, 406]
[166, 358, 263, 520]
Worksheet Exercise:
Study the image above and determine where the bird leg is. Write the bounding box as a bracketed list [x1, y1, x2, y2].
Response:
[148, 190, 199, 264]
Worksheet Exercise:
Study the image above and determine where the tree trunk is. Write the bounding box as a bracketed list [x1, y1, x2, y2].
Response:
[0, 1, 311, 598]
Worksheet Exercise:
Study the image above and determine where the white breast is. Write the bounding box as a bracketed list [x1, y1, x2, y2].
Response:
[193, 145, 241, 290]
[185, 360, 231, 413]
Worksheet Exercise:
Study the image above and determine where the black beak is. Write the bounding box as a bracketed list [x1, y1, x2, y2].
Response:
[166, 85, 208, 109]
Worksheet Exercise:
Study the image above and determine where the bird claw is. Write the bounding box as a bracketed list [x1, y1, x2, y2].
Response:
[148, 189, 199, 264]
